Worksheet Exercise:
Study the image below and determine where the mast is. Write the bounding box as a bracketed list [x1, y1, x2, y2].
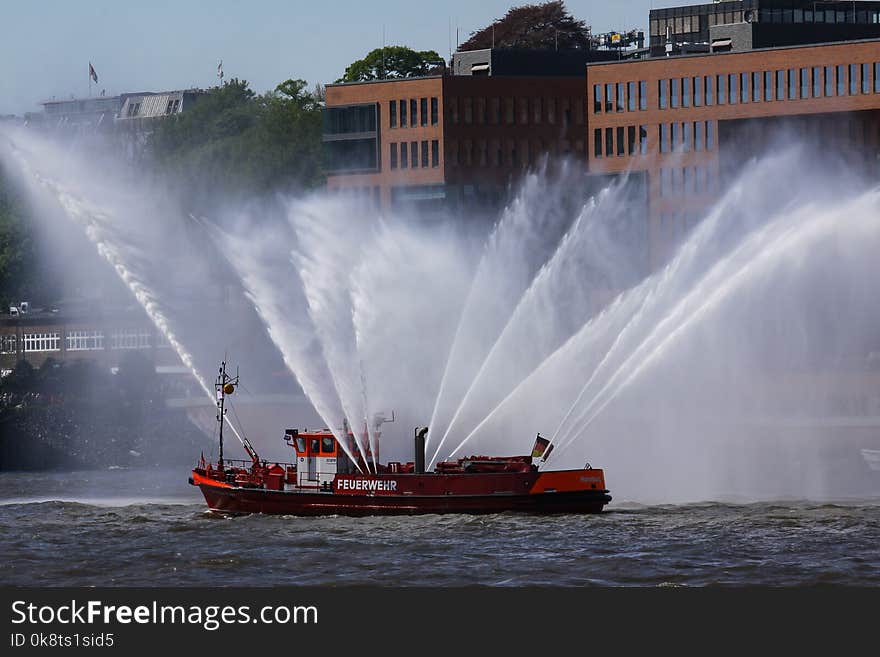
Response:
[215, 360, 239, 469]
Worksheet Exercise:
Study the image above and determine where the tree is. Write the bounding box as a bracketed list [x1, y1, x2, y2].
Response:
[459, 1, 592, 51]
[338, 46, 444, 83]
[148, 78, 324, 211]
[0, 171, 58, 309]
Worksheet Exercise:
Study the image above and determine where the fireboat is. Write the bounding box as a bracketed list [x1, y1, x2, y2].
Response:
[189, 362, 612, 516]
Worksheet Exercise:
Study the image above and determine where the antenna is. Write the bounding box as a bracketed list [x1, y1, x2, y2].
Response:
[448, 16, 452, 60]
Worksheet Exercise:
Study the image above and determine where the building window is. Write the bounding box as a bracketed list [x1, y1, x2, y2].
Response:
[777, 69, 786, 100]
[390, 101, 397, 128]
[836, 64, 846, 95]
[850, 64, 859, 95]
[421, 140, 429, 167]
[801, 67, 810, 98]
[764, 70, 773, 101]
[519, 97, 529, 124]
[66, 330, 104, 351]
[432, 139, 439, 167]
[825, 65, 834, 96]
[789, 68, 797, 99]
[694, 121, 703, 151]
[504, 98, 515, 124]
[682, 77, 691, 108]
[605, 83, 614, 112]
[639, 125, 648, 154]
[111, 329, 150, 350]
[628, 81, 636, 111]
[862, 63, 870, 93]
[593, 85, 602, 113]
[401, 141, 409, 168]
[594, 128, 602, 157]
[547, 98, 556, 124]
[682, 122, 690, 152]
[0, 334, 15, 354]
[617, 126, 625, 155]
[671, 122, 679, 150]
[627, 125, 636, 155]
[660, 123, 669, 153]
[475, 97, 485, 125]
[717, 75, 726, 104]
[411, 142, 418, 168]
[421, 98, 428, 126]
[740, 72, 749, 103]
[463, 97, 473, 124]
[694, 76, 702, 106]
[447, 141, 457, 167]
[490, 97, 500, 124]
[605, 128, 613, 157]
[617, 82, 625, 112]
[706, 120, 714, 150]
[671, 78, 679, 108]
[410, 99, 418, 126]
[814, 66, 823, 97]
[390, 143, 398, 169]
[431, 97, 439, 125]
[659, 79, 668, 109]
[478, 139, 488, 166]
[23, 332, 61, 352]
[400, 99, 407, 127]
[705, 75, 714, 105]
[639, 80, 647, 110]
[875, 63, 880, 92]
[533, 97, 543, 123]
[752, 71, 761, 102]
[729, 74, 738, 104]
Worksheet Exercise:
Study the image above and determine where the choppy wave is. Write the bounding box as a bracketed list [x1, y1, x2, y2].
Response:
[1, 469, 878, 587]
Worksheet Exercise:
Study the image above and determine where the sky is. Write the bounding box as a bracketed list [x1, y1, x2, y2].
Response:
[0, 0, 660, 116]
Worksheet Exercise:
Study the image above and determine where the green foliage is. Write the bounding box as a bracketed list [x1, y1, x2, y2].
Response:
[459, 1, 592, 51]
[0, 173, 41, 309]
[148, 78, 324, 210]
[338, 46, 444, 83]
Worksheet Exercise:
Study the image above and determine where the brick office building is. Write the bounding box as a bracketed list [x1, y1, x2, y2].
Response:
[322, 49, 621, 212]
[587, 38, 880, 266]
[324, 4, 880, 268]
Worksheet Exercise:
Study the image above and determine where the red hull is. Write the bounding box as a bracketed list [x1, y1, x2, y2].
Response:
[192, 470, 612, 516]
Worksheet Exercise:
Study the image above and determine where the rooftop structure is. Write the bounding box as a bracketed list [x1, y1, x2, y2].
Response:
[650, 1, 880, 56]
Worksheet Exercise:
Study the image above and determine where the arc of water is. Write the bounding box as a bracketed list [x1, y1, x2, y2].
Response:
[550, 197, 848, 462]
[427, 170, 583, 458]
[14, 156, 253, 456]
[444, 169, 770, 462]
[546, 175, 769, 453]
[428, 212, 589, 467]
[443, 287, 640, 461]
[198, 216, 363, 472]
[290, 210, 374, 472]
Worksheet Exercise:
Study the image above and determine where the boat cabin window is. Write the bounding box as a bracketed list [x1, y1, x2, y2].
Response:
[321, 436, 335, 454]
[295, 436, 306, 453]
[310, 438, 320, 453]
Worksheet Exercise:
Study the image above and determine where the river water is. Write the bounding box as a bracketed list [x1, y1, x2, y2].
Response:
[1, 467, 878, 587]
